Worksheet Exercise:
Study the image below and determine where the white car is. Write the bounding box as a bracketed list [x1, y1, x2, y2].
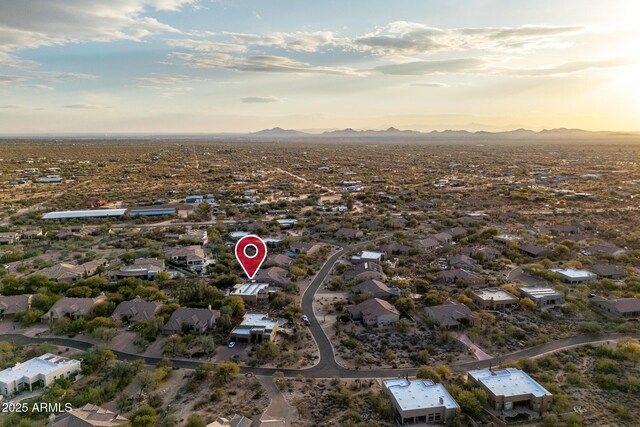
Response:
[228, 341, 236, 348]
[302, 315, 310, 325]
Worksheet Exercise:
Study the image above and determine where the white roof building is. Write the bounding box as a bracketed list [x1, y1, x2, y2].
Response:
[550, 268, 596, 283]
[42, 209, 127, 219]
[383, 378, 460, 425]
[0, 353, 81, 396]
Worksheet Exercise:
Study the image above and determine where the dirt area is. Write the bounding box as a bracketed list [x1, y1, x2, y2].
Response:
[281, 377, 394, 427]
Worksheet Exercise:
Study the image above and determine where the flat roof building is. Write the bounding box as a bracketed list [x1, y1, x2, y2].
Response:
[382, 378, 460, 425]
[0, 353, 81, 397]
[230, 312, 278, 344]
[472, 288, 519, 310]
[42, 209, 127, 220]
[518, 286, 564, 309]
[468, 368, 552, 415]
[231, 283, 270, 306]
[550, 268, 596, 284]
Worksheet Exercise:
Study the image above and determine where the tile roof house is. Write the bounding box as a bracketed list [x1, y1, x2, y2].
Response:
[166, 245, 208, 271]
[33, 259, 107, 282]
[351, 279, 394, 299]
[590, 296, 640, 320]
[447, 254, 481, 271]
[0, 294, 32, 317]
[111, 297, 163, 323]
[585, 242, 626, 257]
[416, 237, 441, 251]
[342, 262, 386, 282]
[432, 232, 453, 244]
[437, 268, 485, 288]
[519, 243, 550, 258]
[425, 301, 473, 329]
[347, 298, 400, 326]
[253, 266, 289, 287]
[290, 241, 322, 255]
[42, 294, 108, 321]
[108, 258, 165, 281]
[266, 254, 294, 268]
[591, 263, 626, 280]
[163, 306, 220, 335]
[47, 404, 128, 427]
[334, 228, 364, 240]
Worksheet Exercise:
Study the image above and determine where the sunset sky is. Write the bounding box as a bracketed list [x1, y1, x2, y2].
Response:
[0, 0, 638, 134]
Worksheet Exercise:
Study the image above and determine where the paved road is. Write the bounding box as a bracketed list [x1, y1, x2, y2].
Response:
[3, 332, 638, 379]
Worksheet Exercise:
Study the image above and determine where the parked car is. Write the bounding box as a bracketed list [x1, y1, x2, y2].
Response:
[302, 315, 310, 326]
[228, 341, 236, 348]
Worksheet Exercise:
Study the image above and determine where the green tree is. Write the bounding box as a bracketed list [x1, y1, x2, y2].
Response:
[213, 362, 240, 384]
[130, 407, 157, 427]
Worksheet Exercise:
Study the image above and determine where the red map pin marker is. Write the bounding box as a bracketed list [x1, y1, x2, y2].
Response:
[234, 235, 268, 280]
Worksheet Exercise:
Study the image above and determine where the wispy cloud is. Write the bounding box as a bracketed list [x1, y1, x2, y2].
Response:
[172, 52, 363, 75]
[0, 104, 21, 109]
[241, 96, 282, 103]
[63, 103, 100, 109]
[376, 58, 486, 75]
[505, 57, 633, 76]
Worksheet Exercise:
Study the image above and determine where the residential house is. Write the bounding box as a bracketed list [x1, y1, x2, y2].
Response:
[586, 242, 626, 257]
[33, 259, 107, 282]
[334, 228, 363, 240]
[447, 254, 481, 271]
[550, 268, 596, 284]
[0, 294, 32, 318]
[230, 283, 270, 307]
[342, 262, 386, 282]
[347, 298, 400, 326]
[351, 279, 394, 299]
[519, 243, 550, 258]
[166, 245, 208, 271]
[108, 258, 165, 281]
[266, 254, 293, 268]
[382, 378, 460, 425]
[111, 297, 163, 323]
[425, 301, 473, 329]
[351, 250, 386, 264]
[518, 286, 564, 309]
[467, 368, 552, 415]
[253, 267, 289, 287]
[42, 295, 108, 321]
[47, 404, 128, 427]
[416, 237, 441, 251]
[472, 288, 518, 310]
[432, 232, 453, 244]
[437, 269, 485, 288]
[290, 241, 322, 255]
[590, 296, 640, 320]
[383, 243, 412, 256]
[591, 263, 626, 280]
[0, 354, 81, 397]
[163, 306, 220, 335]
[230, 312, 279, 343]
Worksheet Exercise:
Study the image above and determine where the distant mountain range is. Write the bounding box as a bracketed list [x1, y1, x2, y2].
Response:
[248, 126, 638, 141]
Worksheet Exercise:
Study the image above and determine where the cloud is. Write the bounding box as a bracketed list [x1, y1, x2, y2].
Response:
[63, 104, 100, 109]
[506, 58, 633, 76]
[408, 82, 447, 87]
[226, 31, 336, 53]
[0, 104, 20, 109]
[172, 52, 362, 75]
[137, 73, 194, 97]
[0, 75, 27, 84]
[376, 58, 486, 75]
[350, 22, 585, 56]
[166, 38, 246, 53]
[0, 1, 196, 66]
[241, 96, 282, 103]
[34, 72, 98, 82]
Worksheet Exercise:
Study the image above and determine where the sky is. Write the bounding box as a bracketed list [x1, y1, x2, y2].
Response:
[0, 0, 638, 134]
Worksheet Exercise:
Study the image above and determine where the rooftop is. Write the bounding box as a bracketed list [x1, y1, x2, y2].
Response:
[551, 268, 596, 280]
[518, 286, 563, 298]
[383, 378, 459, 412]
[42, 209, 127, 219]
[0, 353, 80, 383]
[473, 288, 518, 302]
[232, 283, 269, 296]
[469, 368, 552, 398]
